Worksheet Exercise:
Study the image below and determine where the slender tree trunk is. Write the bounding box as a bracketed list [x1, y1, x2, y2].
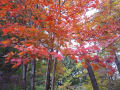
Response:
[115, 53, 120, 74]
[51, 59, 57, 90]
[30, 59, 36, 90]
[45, 56, 52, 90]
[22, 61, 27, 90]
[86, 61, 99, 90]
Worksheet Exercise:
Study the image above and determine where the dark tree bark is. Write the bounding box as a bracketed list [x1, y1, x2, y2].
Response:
[115, 53, 120, 74]
[22, 61, 27, 90]
[30, 59, 36, 90]
[87, 61, 99, 90]
[45, 56, 52, 90]
[51, 59, 57, 90]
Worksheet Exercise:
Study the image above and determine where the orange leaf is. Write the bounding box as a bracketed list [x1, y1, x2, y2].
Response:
[108, 71, 113, 75]
[1, 40, 11, 45]
[12, 65, 18, 68]
[12, 64, 20, 68]
[18, 52, 24, 56]
[99, 62, 107, 68]
[24, 43, 32, 47]
[81, 62, 88, 68]
[91, 63, 99, 71]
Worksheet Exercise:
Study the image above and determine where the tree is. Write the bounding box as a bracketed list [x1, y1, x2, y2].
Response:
[0, 0, 120, 90]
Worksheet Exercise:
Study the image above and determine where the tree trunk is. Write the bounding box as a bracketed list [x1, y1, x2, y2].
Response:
[30, 59, 36, 90]
[45, 56, 52, 90]
[87, 61, 99, 90]
[115, 53, 120, 74]
[22, 61, 27, 90]
[51, 59, 57, 90]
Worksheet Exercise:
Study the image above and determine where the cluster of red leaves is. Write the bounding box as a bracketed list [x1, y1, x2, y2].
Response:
[2, 43, 63, 68]
[0, 0, 25, 18]
[62, 44, 116, 75]
[0, 0, 118, 76]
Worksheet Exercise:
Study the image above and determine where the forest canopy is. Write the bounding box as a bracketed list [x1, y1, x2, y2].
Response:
[0, 0, 120, 90]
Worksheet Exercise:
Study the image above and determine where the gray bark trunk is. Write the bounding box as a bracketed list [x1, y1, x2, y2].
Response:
[51, 59, 57, 90]
[45, 56, 52, 90]
[87, 61, 99, 90]
[115, 53, 120, 74]
[23, 61, 27, 90]
[30, 60, 36, 90]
